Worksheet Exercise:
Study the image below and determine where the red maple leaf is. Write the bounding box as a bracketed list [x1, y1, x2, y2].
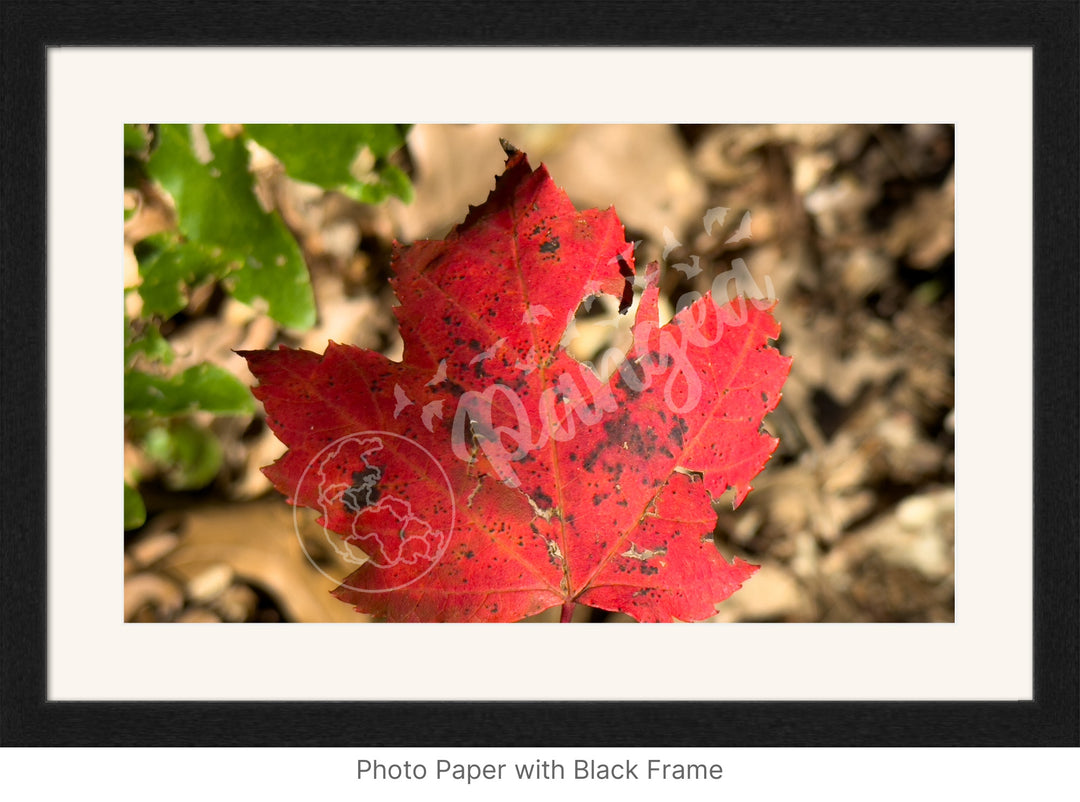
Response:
[241, 147, 790, 622]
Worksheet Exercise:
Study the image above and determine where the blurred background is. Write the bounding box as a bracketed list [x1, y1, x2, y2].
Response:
[124, 123, 954, 623]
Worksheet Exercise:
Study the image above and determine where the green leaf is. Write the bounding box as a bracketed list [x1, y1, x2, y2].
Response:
[125, 363, 255, 418]
[136, 236, 233, 319]
[139, 420, 224, 491]
[124, 317, 175, 367]
[124, 483, 147, 530]
[147, 124, 316, 329]
[380, 163, 413, 201]
[124, 124, 150, 156]
[244, 123, 412, 203]
[124, 192, 139, 222]
[351, 163, 415, 205]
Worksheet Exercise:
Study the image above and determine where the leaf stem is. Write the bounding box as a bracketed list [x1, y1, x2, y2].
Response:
[560, 601, 576, 623]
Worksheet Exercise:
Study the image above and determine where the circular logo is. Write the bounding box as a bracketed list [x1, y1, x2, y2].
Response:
[293, 431, 455, 593]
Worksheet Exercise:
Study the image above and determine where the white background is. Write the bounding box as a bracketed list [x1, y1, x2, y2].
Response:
[18, 41, 1067, 802]
[2, 747, 1076, 800]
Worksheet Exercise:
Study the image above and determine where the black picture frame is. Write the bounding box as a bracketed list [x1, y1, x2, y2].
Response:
[1, 0, 1076, 747]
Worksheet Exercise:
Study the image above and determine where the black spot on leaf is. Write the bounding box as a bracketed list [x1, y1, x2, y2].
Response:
[342, 466, 383, 513]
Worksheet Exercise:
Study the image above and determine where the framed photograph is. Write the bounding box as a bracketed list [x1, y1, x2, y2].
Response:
[1, 1, 1076, 750]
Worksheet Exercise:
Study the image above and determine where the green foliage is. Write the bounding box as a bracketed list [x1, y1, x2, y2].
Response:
[124, 482, 147, 530]
[124, 313, 174, 366]
[137, 420, 225, 492]
[124, 123, 150, 156]
[245, 124, 413, 204]
[147, 124, 316, 329]
[134, 236, 232, 320]
[125, 364, 255, 418]
[123, 123, 414, 529]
